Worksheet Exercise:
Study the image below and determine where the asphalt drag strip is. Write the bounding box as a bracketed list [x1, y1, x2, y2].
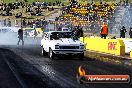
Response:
[0, 48, 75, 88]
[0, 48, 22, 88]
[1, 45, 132, 88]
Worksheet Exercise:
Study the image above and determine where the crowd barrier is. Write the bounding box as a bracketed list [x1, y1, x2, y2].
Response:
[117, 38, 132, 53]
[80, 37, 125, 56]
[130, 51, 132, 58]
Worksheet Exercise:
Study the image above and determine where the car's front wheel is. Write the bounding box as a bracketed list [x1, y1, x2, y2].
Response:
[48, 48, 55, 59]
[41, 47, 46, 56]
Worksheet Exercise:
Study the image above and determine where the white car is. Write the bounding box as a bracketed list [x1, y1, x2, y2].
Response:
[41, 31, 85, 59]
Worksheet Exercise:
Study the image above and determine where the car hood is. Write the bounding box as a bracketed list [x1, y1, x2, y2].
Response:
[51, 38, 83, 45]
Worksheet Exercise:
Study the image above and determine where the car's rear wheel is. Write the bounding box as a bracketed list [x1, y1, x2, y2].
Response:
[41, 47, 46, 56]
[79, 53, 84, 60]
[49, 48, 55, 59]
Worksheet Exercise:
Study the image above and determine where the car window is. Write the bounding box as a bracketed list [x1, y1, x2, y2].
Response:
[50, 32, 59, 40]
[50, 32, 78, 40]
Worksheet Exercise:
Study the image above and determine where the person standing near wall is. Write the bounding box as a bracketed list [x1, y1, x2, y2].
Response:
[100, 22, 108, 39]
[17, 28, 24, 45]
[129, 27, 132, 38]
[120, 26, 127, 38]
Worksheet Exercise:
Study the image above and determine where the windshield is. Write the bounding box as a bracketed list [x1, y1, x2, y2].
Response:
[50, 32, 78, 40]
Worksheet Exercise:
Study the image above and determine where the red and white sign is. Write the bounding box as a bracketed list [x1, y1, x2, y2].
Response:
[108, 42, 117, 50]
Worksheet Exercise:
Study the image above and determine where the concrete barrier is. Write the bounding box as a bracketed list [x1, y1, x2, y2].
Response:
[130, 51, 132, 58]
[80, 37, 125, 56]
[117, 38, 132, 53]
